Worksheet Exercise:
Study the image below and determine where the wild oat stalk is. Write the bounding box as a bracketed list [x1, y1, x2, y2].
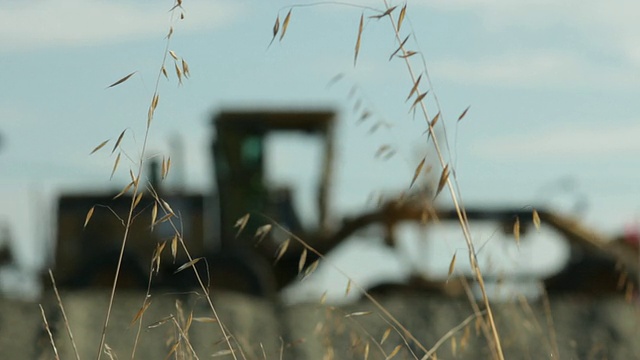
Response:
[93, 2, 236, 359]
[377, 4, 505, 357]
[146, 186, 240, 360]
[423, 311, 486, 359]
[271, 2, 505, 358]
[266, 219, 430, 357]
[95, 36, 168, 360]
[39, 304, 61, 360]
[49, 270, 81, 360]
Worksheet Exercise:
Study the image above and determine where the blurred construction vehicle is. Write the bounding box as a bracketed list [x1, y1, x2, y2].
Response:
[52, 110, 338, 295]
[50, 109, 639, 299]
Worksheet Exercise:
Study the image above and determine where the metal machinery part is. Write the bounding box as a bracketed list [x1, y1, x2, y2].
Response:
[52, 109, 638, 297]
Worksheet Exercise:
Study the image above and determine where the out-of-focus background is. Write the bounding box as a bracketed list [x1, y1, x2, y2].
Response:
[1, 2, 640, 359]
[0, 0, 638, 302]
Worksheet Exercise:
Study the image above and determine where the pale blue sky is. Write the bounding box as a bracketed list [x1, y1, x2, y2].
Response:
[0, 0, 638, 298]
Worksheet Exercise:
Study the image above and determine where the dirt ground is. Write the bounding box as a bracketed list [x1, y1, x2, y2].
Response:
[1, 290, 638, 359]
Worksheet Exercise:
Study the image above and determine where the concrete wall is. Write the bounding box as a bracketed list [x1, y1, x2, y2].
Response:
[2, 290, 639, 359]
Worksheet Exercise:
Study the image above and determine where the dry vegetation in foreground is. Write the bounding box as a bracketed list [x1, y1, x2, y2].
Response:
[24, 2, 639, 360]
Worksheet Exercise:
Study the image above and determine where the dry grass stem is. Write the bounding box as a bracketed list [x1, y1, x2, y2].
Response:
[268, 219, 431, 356]
[459, 269, 500, 359]
[516, 294, 556, 355]
[48, 270, 81, 360]
[379, 2, 505, 356]
[170, 316, 200, 360]
[39, 304, 60, 360]
[376, 315, 420, 360]
[540, 286, 560, 358]
[94, 3, 243, 357]
[421, 311, 486, 360]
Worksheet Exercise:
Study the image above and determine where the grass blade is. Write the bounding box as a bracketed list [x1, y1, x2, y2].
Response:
[234, 214, 250, 237]
[457, 105, 471, 122]
[84, 206, 95, 228]
[110, 152, 121, 180]
[269, 14, 280, 47]
[130, 300, 152, 326]
[344, 311, 372, 318]
[106, 71, 136, 88]
[381, 327, 391, 345]
[354, 14, 364, 66]
[298, 248, 307, 273]
[90, 139, 109, 155]
[280, 9, 292, 41]
[113, 181, 134, 199]
[436, 164, 449, 197]
[174, 257, 202, 274]
[448, 252, 457, 280]
[409, 91, 428, 112]
[533, 209, 541, 230]
[369, 6, 397, 19]
[397, 5, 407, 32]
[389, 35, 410, 61]
[410, 157, 426, 188]
[150, 202, 158, 231]
[386, 344, 402, 359]
[405, 74, 422, 102]
[112, 130, 126, 154]
[254, 224, 272, 245]
[274, 238, 290, 264]
[181, 59, 190, 78]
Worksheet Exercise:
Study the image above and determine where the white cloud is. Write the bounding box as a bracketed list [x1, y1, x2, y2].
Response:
[476, 122, 640, 160]
[431, 50, 638, 89]
[416, 0, 640, 88]
[425, 0, 639, 31]
[0, 0, 244, 51]
[434, 51, 579, 88]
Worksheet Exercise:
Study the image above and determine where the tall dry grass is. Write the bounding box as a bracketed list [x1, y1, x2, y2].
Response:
[37, 1, 608, 360]
[265, 2, 507, 358]
[44, 2, 479, 359]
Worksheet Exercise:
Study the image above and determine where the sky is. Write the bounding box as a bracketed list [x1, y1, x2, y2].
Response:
[0, 0, 638, 300]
